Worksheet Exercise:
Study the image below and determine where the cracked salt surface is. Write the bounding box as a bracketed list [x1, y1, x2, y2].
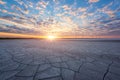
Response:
[0, 39, 120, 80]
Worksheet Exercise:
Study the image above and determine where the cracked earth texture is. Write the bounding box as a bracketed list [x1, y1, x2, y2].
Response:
[0, 39, 120, 80]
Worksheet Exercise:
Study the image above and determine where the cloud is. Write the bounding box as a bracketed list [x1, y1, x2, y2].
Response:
[0, 9, 7, 13]
[89, 0, 99, 3]
[62, 5, 71, 10]
[78, 8, 87, 12]
[0, 0, 119, 37]
[0, 0, 6, 5]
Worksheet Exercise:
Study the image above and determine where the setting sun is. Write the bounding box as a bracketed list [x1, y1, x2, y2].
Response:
[47, 35, 56, 40]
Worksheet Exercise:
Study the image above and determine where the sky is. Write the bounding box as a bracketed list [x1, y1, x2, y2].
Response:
[0, 0, 120, 38]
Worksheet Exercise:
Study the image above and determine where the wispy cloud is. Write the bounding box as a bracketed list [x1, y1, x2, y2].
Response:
[88, 0, 99, 3]
[0, 0, 6, 5]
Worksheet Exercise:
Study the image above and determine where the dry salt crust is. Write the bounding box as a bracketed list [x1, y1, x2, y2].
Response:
[0, 39, 120, 80]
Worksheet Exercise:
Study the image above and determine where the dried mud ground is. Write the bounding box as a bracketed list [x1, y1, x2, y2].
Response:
[0, 39, 120, 80]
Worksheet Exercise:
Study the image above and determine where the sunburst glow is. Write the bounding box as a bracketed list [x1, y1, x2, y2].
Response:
[47, 35, 56, 40]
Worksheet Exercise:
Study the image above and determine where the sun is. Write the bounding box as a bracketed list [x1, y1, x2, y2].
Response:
[47, 35, 56, 40]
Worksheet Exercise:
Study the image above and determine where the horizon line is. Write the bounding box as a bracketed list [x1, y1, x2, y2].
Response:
[0, 32, 120, 39]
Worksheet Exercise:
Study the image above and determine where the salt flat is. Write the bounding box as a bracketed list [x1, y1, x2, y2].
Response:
[0, 39, 120, 80]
